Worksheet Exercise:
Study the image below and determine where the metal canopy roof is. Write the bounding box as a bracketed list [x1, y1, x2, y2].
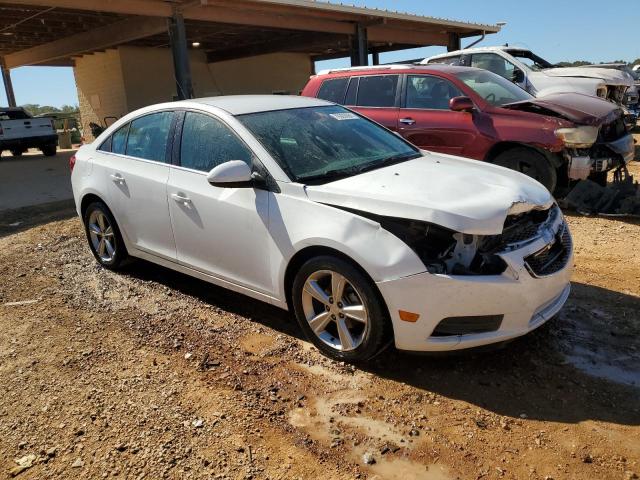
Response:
[0, 0, 501, 69]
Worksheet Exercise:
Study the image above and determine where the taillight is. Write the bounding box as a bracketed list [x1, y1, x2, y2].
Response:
[69, 155, 76, 172]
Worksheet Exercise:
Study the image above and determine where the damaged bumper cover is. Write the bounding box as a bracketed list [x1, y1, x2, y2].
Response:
[377, 206, 573, 352]
[567, 133, 635, 180]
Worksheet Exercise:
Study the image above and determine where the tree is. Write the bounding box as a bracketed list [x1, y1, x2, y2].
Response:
[20, 103, 79, 116]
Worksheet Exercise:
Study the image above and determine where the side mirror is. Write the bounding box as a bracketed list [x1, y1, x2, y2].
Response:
[206, 160, 253, 187]
[512, 68, 525, 84]
[449, 96, 475, 112]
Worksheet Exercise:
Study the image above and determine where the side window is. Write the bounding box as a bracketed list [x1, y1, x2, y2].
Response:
[429, 55, 461, 66]
[405, 75, 463, 110]
[111, 124, 129, 155]
[344, 77, 358, 105]
[471, 53, 515, 81]
[317, 78, 349, 103]
[125, 112, 174, 162]
[356, 75, 399, 108]
[180, 112, 253, 172]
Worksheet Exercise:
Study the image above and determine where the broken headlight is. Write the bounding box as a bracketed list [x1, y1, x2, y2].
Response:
[555, 126, 599, 148]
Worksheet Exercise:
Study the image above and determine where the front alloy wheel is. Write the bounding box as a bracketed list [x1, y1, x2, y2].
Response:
[292, 256, 391, 362]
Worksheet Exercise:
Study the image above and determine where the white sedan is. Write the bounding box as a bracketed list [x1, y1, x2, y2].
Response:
[71, 95, 573, 362]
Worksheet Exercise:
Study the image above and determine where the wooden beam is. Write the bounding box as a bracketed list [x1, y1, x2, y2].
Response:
[0, 0, 172, 17]
[3, 15, 167, 68]
[367, 25, 447, 45]
[184, 5, 354, 35]
[206, 33, 347, 63]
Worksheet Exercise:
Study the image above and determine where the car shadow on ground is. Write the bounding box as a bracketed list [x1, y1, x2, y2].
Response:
[0, 200, 77, 238]
[123, 260, 640, 426]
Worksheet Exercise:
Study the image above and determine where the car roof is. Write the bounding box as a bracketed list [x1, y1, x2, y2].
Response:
[425, 45, 527, 61]
[178, 95, 331, 115]
[315, 64, 474, 76]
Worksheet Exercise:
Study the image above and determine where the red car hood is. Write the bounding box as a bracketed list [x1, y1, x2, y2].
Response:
[502, 92, 622, 126]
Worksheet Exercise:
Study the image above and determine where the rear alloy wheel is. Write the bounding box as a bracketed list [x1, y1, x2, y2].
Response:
[493, 147, 557, 193]
[292, 256, 391, 362]
[83, 201, 128, 270]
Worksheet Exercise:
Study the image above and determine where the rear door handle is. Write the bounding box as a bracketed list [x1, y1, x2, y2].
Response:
[171, 193, 192, 205]
[110, 173, 124, 184]
[399, 118, 416, 125]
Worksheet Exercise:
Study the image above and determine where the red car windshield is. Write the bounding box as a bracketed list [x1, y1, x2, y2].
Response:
[455, 70, 532, 107]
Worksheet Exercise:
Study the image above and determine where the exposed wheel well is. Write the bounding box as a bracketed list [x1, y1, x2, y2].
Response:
[283, 246, 388, 319]
[485, 142, 562, 169]
[80, 193, 106, 218]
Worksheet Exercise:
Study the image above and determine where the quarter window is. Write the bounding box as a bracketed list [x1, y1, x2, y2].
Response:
[111, 124, 129, 155]
[180, 112, 252, 172]
[317, 78, 349, 103]
[125, 112, 174, 162]
[356, 75, 399, 108]
[471, 53, 516, 81]
[405, 75, 463, 110]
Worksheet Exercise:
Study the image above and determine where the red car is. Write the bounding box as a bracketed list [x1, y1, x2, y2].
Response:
[301, 65, 634, 193]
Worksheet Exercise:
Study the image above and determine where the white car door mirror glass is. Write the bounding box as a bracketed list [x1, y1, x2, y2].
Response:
[206, 160, 253, 187]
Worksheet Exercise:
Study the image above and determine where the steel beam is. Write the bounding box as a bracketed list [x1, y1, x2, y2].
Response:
[168, 12, 194, 100]
[0, 58, 16, 107]
[350, 24, 367, 67]
[447, 32, 461, 52]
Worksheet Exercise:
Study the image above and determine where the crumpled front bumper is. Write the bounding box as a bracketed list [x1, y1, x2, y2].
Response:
[567, 133, 635, 180]
[377, 212, 574, 352]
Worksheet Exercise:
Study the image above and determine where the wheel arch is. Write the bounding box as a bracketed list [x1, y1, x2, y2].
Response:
[283, 245, 390, 322]
[484, 141, 563, 169]
[80, 192, 108, 218]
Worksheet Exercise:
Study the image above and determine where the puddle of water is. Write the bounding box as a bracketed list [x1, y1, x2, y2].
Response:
[354, 448, 451, 480]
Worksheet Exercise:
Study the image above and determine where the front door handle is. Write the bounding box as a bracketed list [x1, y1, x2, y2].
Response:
[399, 118, 416, 126]
[171, 193, 192, 206]
[110, 173, 124, 184]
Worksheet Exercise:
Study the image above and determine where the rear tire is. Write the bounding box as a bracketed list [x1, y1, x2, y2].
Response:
[10, 149, 25, 157]
[83, 201, 129, 270]
[42, 144, 56, 156]
[291, 255, 391, 362]
[493, 147, 557, 193]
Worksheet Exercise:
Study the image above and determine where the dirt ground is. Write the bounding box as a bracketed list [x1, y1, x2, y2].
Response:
[0, 154, 639, 479]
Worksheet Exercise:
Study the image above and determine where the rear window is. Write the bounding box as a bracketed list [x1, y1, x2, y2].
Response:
[356, 75, 399, 108]
[317, 78, 349, 103]
[428, 55, 462, 66]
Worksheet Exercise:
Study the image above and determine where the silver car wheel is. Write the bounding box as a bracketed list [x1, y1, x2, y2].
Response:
[88, 210, 116, 263]
[301, 269, 368, 351]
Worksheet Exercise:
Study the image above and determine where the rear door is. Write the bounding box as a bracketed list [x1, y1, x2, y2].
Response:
[397, 74, 480, 155]
[104, 111, 177, 260]
[346, 75, 401, 131]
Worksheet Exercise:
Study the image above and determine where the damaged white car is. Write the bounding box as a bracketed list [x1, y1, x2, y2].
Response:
[71, 96, 573, 362]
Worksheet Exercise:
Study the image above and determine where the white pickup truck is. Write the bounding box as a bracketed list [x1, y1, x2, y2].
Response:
[0, 107, 58, 157]
[423, 46, 634, 108]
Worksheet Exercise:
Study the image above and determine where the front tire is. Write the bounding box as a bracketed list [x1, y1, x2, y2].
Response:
[292, 256, 391, 362]
[493, 147, 557, 193]
[83, 201, 128, 270]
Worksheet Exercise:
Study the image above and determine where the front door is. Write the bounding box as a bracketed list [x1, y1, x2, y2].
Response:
[167, 111, 272, 295]
[398, 74, 480, 156]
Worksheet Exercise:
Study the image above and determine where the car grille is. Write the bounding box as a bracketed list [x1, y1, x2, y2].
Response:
[501, 207, 557, 246]
[524, 221, 572, 277]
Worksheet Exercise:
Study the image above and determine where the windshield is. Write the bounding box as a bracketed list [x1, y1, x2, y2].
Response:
[238, 105, 420, 183]
[509, 50, 554, 71]
[456, 70, 533, 106]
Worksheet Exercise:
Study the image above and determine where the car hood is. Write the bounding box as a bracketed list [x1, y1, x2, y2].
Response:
[304, 154, 553, 235]
[502, 92, 622, 126]
[543, 67, 633, 87]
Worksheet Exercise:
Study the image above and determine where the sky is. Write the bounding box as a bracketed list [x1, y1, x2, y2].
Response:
[2, 0, 639, 108]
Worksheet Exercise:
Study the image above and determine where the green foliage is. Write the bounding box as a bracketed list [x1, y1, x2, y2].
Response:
[20, 103, 78, 116]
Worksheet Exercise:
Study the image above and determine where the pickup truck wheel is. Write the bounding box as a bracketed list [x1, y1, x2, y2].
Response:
[10, 149, 25, 157]
[292, 256, 392, 363]
[41, 145, 56, 157]
[493, 148, 557, 193]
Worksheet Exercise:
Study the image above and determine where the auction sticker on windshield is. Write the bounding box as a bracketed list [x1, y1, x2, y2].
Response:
[330, 112, 359, 120]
